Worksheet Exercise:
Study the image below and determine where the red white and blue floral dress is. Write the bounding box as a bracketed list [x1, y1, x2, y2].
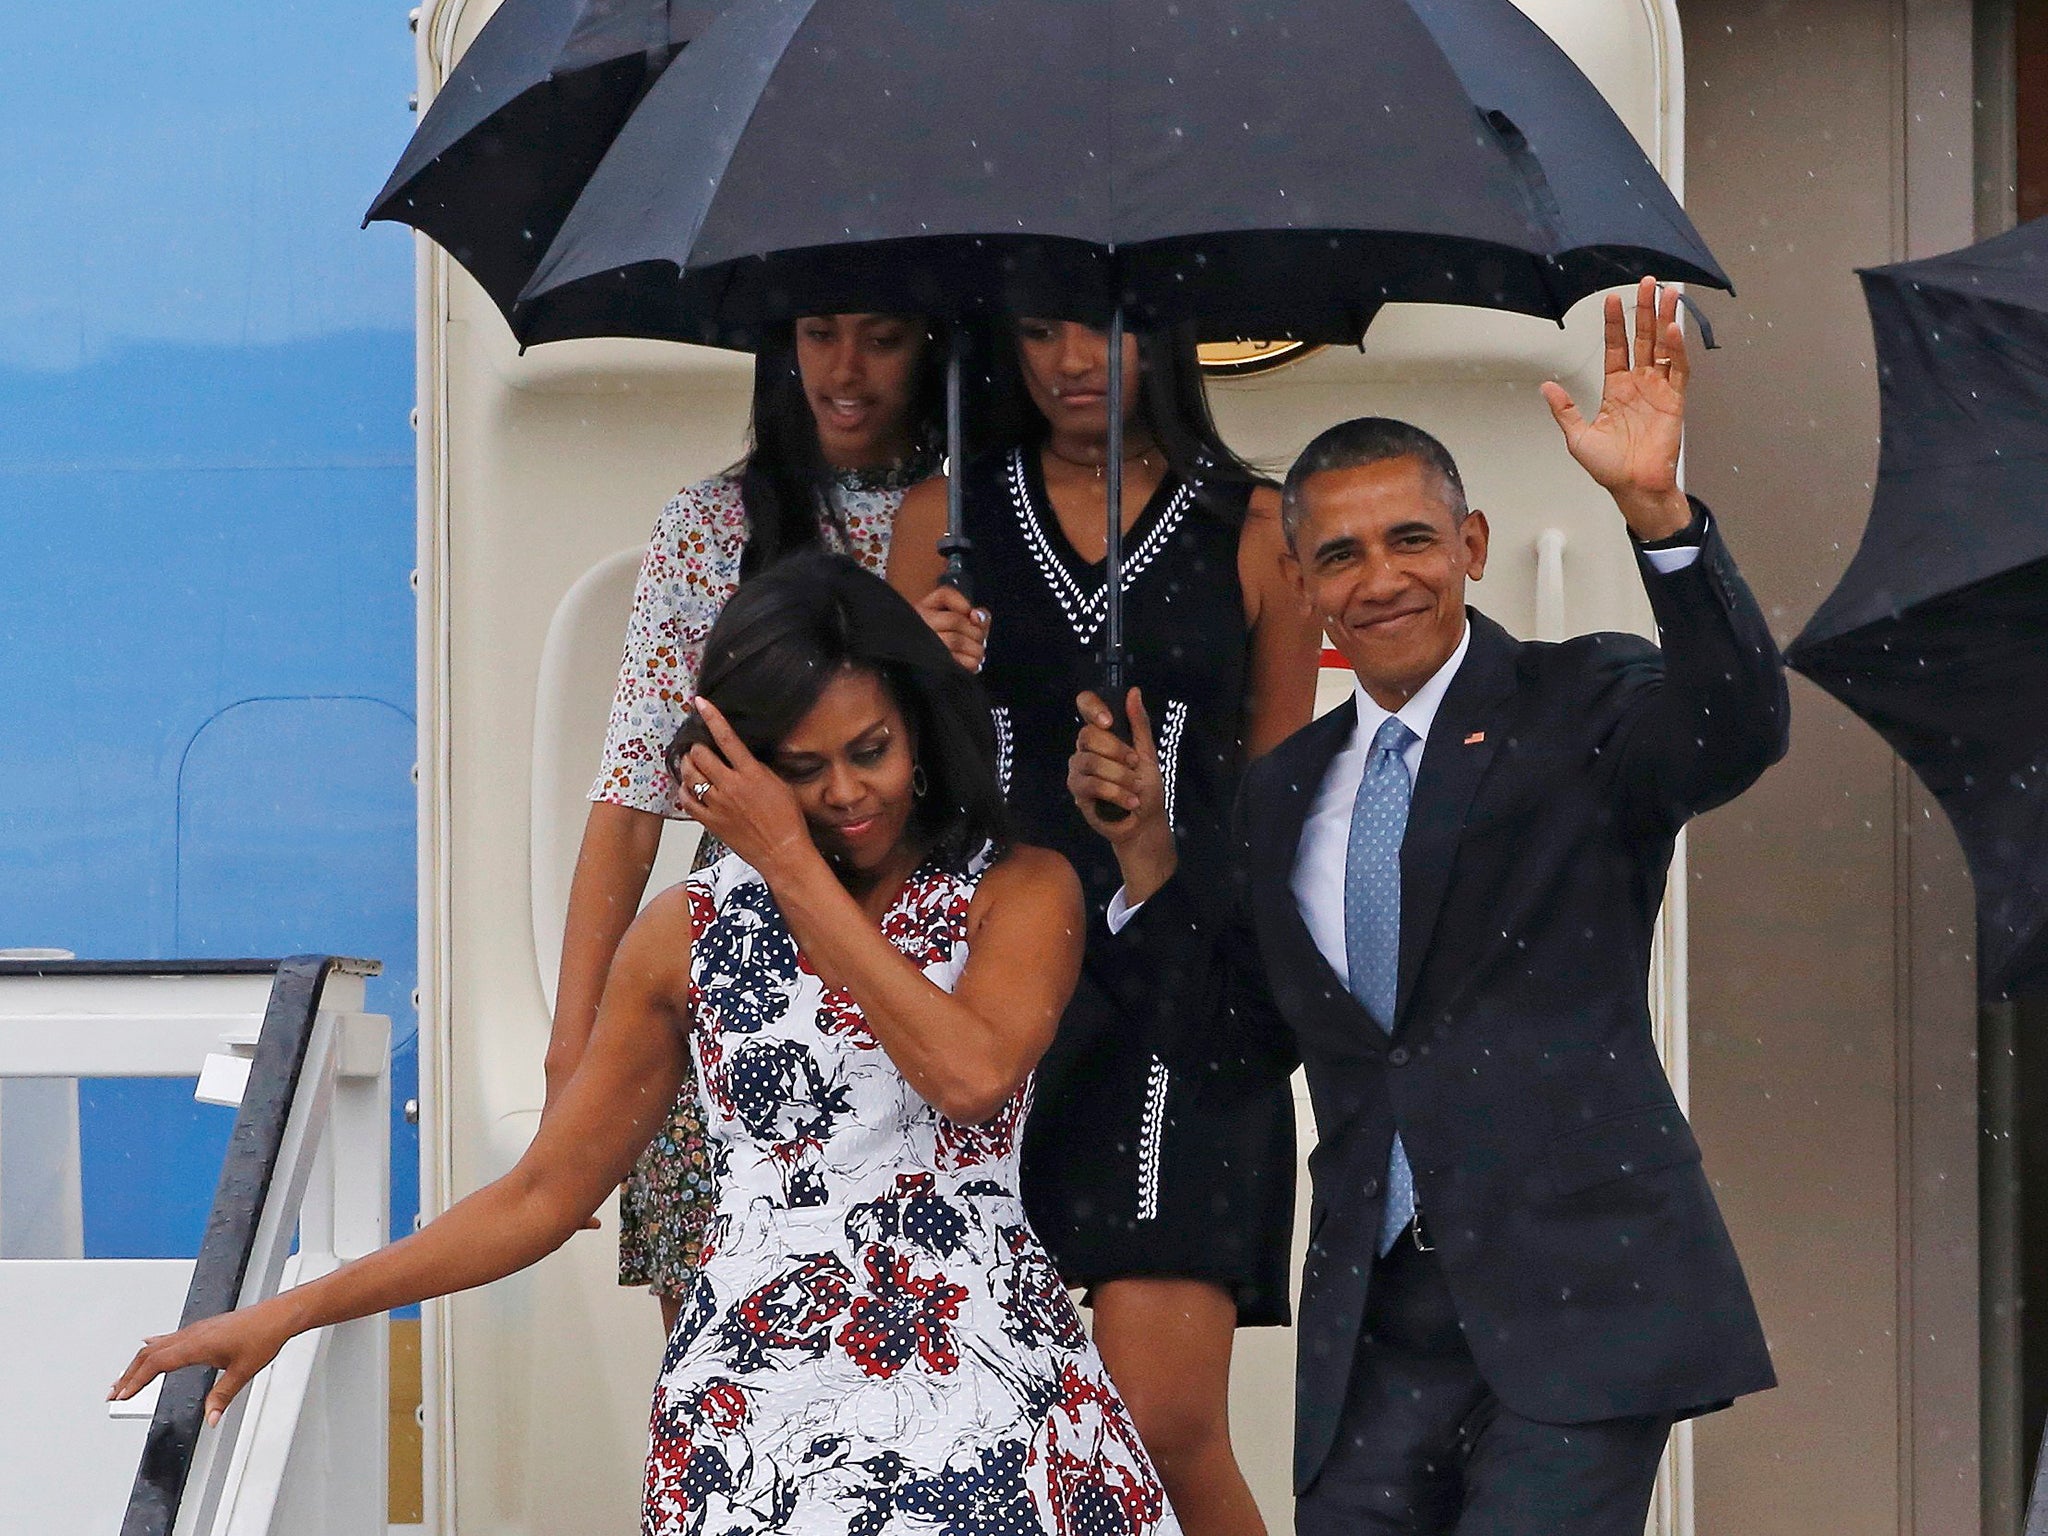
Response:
[642, 849, 1179, 1536]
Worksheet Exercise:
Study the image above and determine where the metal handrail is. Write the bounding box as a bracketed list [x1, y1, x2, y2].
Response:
[115, 954, 379, 1536]
[0, 959, 285, 978]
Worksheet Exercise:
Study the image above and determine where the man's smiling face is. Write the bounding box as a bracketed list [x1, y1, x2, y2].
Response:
[1288, 455, 1490, 710]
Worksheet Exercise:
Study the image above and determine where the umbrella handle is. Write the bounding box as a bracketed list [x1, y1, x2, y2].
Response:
[937, 536, 973, 599]
[1093, 643, 1137, 819]
[938, 333, 972, 599]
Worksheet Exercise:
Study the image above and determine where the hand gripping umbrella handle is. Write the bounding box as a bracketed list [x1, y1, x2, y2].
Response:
[937, 335, 972, 600]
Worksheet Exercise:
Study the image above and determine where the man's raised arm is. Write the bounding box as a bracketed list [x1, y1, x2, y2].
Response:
[1541, 278, 1789, 827]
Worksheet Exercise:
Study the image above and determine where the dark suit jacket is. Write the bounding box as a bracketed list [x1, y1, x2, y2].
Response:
[1113, 507, 1787, 1494]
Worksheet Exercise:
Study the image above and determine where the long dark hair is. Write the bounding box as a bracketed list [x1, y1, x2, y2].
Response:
[666, 552, 1011, 873]
[736, 323, 947, 578]
[971, 318, 1268, 522]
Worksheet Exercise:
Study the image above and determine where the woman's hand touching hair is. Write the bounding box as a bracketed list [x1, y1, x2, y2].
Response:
[676, 697, 819, 884]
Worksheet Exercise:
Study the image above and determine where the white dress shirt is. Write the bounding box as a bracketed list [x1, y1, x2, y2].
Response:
[1105, 536, 1702, 944]
[1101, 622, 1471, 946]
[1290, 621, 1471, 978]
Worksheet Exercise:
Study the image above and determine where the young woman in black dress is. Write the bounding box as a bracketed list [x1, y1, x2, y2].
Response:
[889, 319, 1322, 1536]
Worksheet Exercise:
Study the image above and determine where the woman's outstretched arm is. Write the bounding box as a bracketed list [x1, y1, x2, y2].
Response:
[110, 895, 695, 1423]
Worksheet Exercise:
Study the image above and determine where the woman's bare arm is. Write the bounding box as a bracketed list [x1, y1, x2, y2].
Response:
[773, 846, 1082, 1122]
[111, 895, 695, 1422]
[681, 699, 1082, 1123]
[545, 800, 664, 1111]
[886, 477, 952, 600]
[1238, 484, 1323, 758]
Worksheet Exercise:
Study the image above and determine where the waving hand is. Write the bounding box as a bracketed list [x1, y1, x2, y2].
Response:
[1541, 276, 1694, 541]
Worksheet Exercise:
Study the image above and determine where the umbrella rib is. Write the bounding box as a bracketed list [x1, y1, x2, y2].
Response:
[677, 0, 828, 277]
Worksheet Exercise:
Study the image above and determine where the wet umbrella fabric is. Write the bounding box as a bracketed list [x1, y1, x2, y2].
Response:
[364, 0, 723, 321]
[509, 0, 1732, 717]
[512, 0, 1730, 348]
[1787, 217, 2048, 1000]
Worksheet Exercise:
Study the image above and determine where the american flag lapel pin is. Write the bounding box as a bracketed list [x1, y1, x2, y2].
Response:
[1464, 731, 1486, 745]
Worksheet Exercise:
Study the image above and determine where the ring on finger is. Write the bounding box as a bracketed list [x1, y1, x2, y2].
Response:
[691, 780, 714, 799]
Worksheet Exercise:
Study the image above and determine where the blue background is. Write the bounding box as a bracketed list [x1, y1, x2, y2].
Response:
[0, 3, 422, 1270]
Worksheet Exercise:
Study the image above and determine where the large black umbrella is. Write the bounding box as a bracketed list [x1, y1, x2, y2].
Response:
[508, 0, 1730, 716]
[364, 0, 723, 321]
[1787, 216, 2048, 1001]
[513, 0, 1728, 348]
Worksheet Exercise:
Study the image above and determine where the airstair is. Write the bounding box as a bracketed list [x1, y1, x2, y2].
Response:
[0, 956, 393, 1536]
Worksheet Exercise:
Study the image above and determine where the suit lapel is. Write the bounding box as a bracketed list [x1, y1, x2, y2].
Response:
[1395, 612, 1518, 1027]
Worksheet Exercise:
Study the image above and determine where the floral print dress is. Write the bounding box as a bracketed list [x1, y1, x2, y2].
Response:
[594, 470, 904, 817]
[642, 849, 1178, 1536]
[596, 465, 922, 1295]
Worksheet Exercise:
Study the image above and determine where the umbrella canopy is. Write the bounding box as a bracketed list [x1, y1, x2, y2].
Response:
[497, 0, 1733, 784]
[512, 0, 1729, 347]
[1787, 216, 2048, 1000]
[365, 0, 723, 320]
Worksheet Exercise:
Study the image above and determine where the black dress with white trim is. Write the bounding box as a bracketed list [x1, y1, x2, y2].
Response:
[961, 446, 1294, 1326]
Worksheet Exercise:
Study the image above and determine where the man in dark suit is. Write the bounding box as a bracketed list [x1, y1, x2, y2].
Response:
[1069, 279, 1784, 1534]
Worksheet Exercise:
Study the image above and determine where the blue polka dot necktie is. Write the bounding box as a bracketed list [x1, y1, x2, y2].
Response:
[1344, 715, 1419, 1256]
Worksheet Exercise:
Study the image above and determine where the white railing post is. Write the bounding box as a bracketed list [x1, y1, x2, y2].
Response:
[0, 947, 87, 1260]
[319, 1007, 392, 1536]
[1534, 528, 1569, 642]
[207, 1005, 392, 1536]
[174, 977, 352, 1536]
[0, 1075, 84, 1258]
[173, 972, 394, 1536]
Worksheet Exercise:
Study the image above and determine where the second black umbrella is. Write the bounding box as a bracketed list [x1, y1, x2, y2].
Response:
[1788, 217, 2048, 1000]
[365, 0, 724, 322]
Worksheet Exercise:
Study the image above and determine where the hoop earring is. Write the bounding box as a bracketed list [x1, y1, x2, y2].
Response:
[911, 763, 929, 798]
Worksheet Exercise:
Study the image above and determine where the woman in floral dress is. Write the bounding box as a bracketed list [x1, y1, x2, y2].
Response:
[549, 313, 987, 1335]
[115, 556, 1175, 1536]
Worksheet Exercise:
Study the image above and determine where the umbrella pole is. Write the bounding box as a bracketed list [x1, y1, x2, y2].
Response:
[938, 333, 971, 597]
[1104, 305, 1126, 702]
[1096, 305, 1133, 823]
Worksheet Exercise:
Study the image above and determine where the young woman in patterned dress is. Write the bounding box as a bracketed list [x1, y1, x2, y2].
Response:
[549, 313, 987, 1336]
[889, 320, 1323, 1536]
[115, 557, 1180, 1536]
